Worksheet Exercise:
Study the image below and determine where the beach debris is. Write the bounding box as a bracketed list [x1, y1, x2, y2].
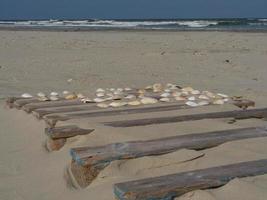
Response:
[81, 98, 93, 103]
[124, 87, 132, 91]
[37, 92, 46, 97]
[172, 92, 181, 97]
[67, 78, 73, 83]
[109, 102, 127, 108]
[217, 93, 228, 98]
[186, 101, 199, 107]
[63, 90, 70, 95]
[94, 98, 106, 103]
[198, 101, 210, 106]
[153, 83, 163, 92]
[50, 92, 58, 96]
[175, 96, 187, 101]
[38, 96, 50, 101]
[65, 94, 78, 100]
[125, 94, 136, 99]
[96, 88, 105, 93]
[233, 99, 255, 110]
[182, 87, 194, 92]
[96, 93, 105, 97]
[191, 90, 201, 95]
[141, 97, 158, 104]
[128, 101, 141, 106]
[213, 99, 225, 105]
[50, 96, 59, 101]
[188, 96, 196, 101]
[77, 93, 85, 99]
[97, 103, 110, 108]
[198, 95, 209, 100]
[160, 93, 170, 98]
[21, 93, 33, 98]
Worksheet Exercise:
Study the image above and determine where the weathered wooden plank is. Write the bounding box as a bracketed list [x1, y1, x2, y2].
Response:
[43, 103, 188, 127]
[45, 125, 94, 139]
[5, 97, 23, 108]
[67, 126, 267, 188]
[104, 108, 267, 127]
[12, 98, 40, 109]
[22, 99, 87, 113]
[34, 102, 186, 119]
[114, 159, 267, 200]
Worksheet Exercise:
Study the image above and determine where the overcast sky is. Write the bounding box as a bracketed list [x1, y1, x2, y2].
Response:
[1, 0, 267, 20]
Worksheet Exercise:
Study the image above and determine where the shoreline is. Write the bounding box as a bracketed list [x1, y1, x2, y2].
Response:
[1, 26, 267, 33]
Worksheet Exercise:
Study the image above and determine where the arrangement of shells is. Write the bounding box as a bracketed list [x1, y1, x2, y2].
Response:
[20, 83, 230, 109]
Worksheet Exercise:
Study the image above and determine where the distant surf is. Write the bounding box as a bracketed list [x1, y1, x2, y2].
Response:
[0, 18, 267, 31]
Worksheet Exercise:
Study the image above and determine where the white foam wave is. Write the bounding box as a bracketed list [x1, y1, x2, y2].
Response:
[177, 21, 218, 28]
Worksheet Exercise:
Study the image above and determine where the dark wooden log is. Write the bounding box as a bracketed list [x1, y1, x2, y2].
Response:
[43, 103, 188, 127]
[45, 125, 94, 139]
[67, 126, 267, 189]
[5, 97, 24, 108]
[114, 159, 267, 200]
[22, 99, 86, 113]
[12, 98, 40, 109]
[104, 108, 267, 127]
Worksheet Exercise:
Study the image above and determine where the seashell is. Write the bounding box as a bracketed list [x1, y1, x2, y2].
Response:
[94, 98, 105, 103]
[81, 98, 93, 103]
[172, 92, 181, 97]
[198, 101, 210, 106]
[145, 85, 153, 90]
[109, 102, 127, 107]
[117, 88, 123, 92]
[65, 94, 77, 100]
[124, 87, 132, 91]
[181, 91, 189, 96]
[125, 94, 136, 99]
[63, 90, 70, 95]
[140, 97, 158, 104]
[50, 92, 58, 96]
[50, 96, 59, 101]
[188, 96, 196, 101]
[37, 92, 46, 97]
[109, 88, 115, 92]
[128, 100, 141, 106]
[77, 93, 85, 99]
[138, 89, 146, 94]
[166, 83, 177, 90]
[164, 89, 171, 93]
[97, 103, 109, 108]
[67, 78, 73, 83]
[105, 96, 113, 101]
[198, 95, 209, 100]
[213, 99, 225, 105]
[160, 92, 170, 97]
[38, 96, 49, 101]
[114, 91, 123, 95]
[96, 88, 105, 93]
[203, 91, 216, 98]
[106, 93, 113, 97]
[224, 98, 229, 102]
[217, 93, 228, 98]
[160, 97, 170, 102]
[153, 83, 163, 92]
[112, 95, 122, 100]
[182, 87, 194, 92]
[191, 90, 200, 95]
[175, 96, 186, 101]
[186, 101, 199, 107]
[96, 93, 105, 97]
[21, 93, 33, 98]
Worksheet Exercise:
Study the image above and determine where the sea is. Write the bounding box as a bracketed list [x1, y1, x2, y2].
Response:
[0, 18, 267, 31]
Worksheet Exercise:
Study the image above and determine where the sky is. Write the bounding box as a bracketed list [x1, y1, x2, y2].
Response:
[0, 0, 267, 20]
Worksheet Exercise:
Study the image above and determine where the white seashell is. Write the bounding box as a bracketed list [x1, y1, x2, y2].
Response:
[96, 88, 105, 93]
[186, 101, 199, 107]
[128, 101, 141, 106]
[109, 88, 115, 92]
[160, 97, 170, 102]
[81, 98, 93, 103]
[94, 98, 105, 103]
[181, 91, 189, 96]
[105, 96, 113, 101]
[145, 85, 153, 90]
[114, 91, 123, 95]
[191, 90, 200, 95]
[182, 87, 194, 92]
[172, 92, 181, 97]
[198, 95, 209, 100]
[213, 99, 225, 105]
[38, 96, 49, 101]
[124, 87, 132, 91]
[198, 101, 210, 106]
[50, 92, 58, 96]
[109, 102, 127, 107]
[50, 96, 59, 101]
[37, 92, 46, 97]
[203, 91, 216, 98]
[224, 98, 229, 102]
[63, 90, 70, 95]
[160, 93, 170, 98]
[106, 93, 113, 97]
[217, 93, 228, 98]
[97, 103, 109, 108]
[77, 93, 85, 99]
[153, 83, 163, 92]
[140, 97, 158, 104]
[188, 96, 196, 101]
[21, 93, 33, 98]
[125, 94, 136, 99]
[96, 93, 105, 97]
[117, 88, 123, 92]
[164, 89, 171, 93]
[175, 96, 186, 101]
[67, 78, 73, 83]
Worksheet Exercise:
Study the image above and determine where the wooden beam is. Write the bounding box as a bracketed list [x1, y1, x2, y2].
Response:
[43, 103, 187, 127]
[6, 97, 23, 108]
[114, 159, 267, 200]
[45, 125, 94, 140]
[12, 98, 41, 109]
[104, 108, 267, 127]
[67, 126, 267, 189]
[22, 99, 87, 113]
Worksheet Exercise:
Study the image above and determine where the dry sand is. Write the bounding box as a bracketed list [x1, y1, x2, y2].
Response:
[1, 30, 267, 200]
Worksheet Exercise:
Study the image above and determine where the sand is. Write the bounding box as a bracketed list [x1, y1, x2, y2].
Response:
[1, 30, 267, 200]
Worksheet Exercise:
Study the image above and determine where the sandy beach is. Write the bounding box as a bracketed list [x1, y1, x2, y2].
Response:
[1, 30, 267, 200]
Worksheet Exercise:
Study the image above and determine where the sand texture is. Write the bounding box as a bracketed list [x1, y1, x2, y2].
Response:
[1, 30, 267, 200]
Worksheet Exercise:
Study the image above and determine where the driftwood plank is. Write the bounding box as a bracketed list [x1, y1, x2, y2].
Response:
[12, 98, 41, 109]
[104, 108, 267, 127]
[22, 99, 87, 113]
[34, 102, 186, 119]
[67, 126, 267, 188]
[43, 103, 188, 127]
[114, 159, 267, 200]
[6, 97, 24, 108]
[45, 125, 94, 139]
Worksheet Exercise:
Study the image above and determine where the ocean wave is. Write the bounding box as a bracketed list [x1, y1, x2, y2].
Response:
[177, 21, 218, 27]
